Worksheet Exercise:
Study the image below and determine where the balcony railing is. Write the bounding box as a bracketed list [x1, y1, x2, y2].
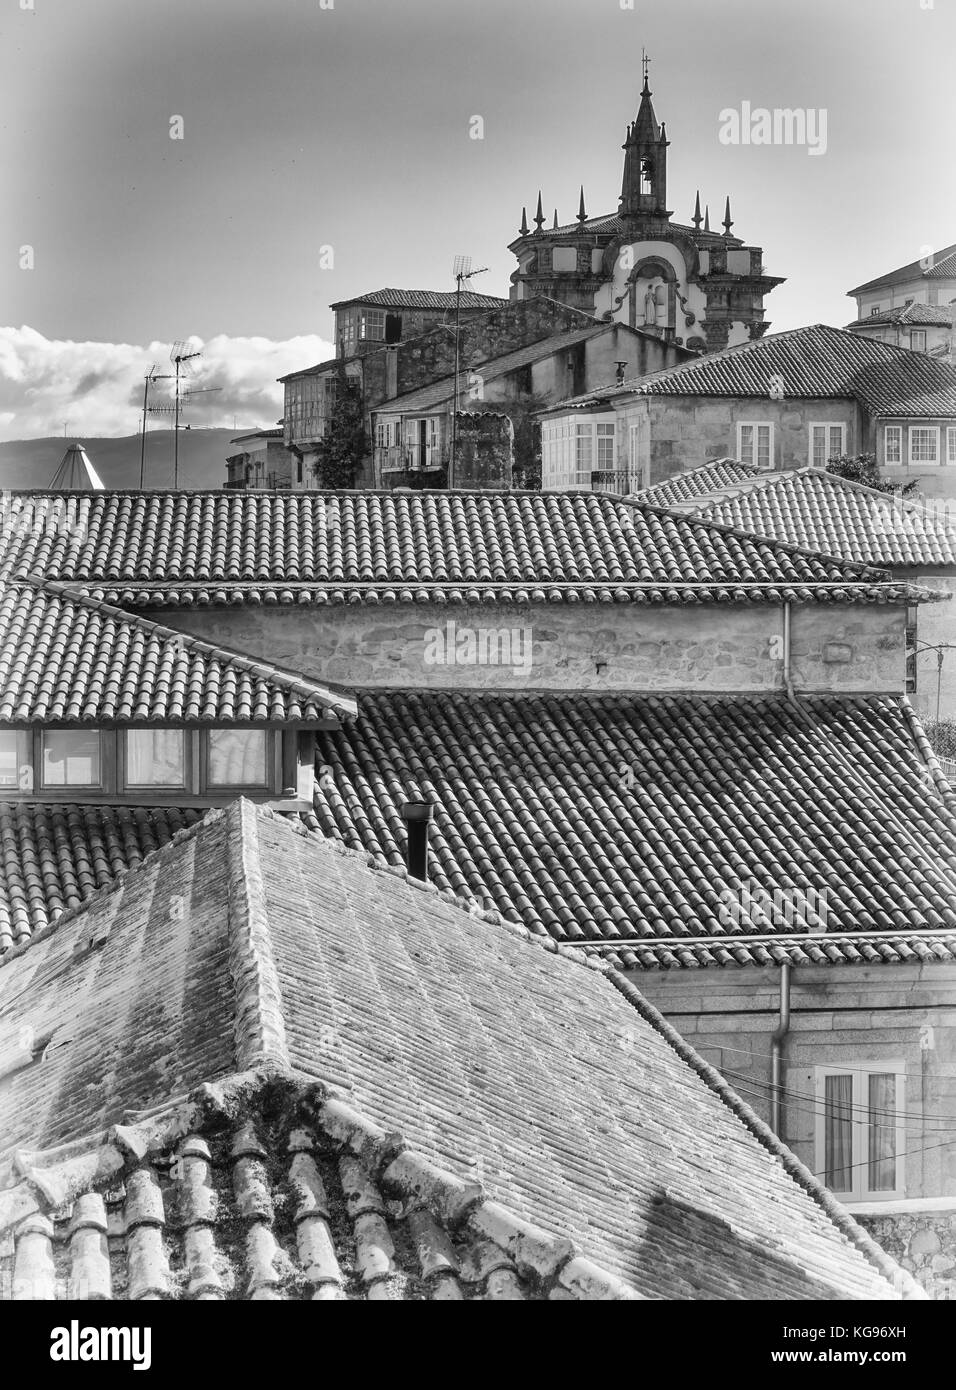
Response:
[590, 469, 643, 494]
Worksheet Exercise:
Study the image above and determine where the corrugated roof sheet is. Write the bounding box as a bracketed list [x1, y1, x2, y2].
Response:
[0, 801, 912, 1300]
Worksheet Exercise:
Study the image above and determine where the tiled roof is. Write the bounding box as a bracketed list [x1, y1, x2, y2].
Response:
[847, 244, 956, 296]
[375, 325, 617, 417]
[328, 288, 509, 311]
[0, 801, 914, 1300]
[686, 466, 956, 569]
[558, 324, 956, 418]
[0, 581, 357, 724]
[846, 303, 953, 329]
[636, 459, 760, 508]
[0, 492, 925, 608]
[0, 803, 205, 951]
[310, 691, 956, 968]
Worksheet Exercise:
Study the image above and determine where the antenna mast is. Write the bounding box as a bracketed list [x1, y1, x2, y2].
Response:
[450, 257, 488, 489]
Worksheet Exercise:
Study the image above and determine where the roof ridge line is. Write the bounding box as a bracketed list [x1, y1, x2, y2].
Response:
[224, 800, 292, 1071]
[600, 970, 925, 1299]
[0, 1065, 641, 1297]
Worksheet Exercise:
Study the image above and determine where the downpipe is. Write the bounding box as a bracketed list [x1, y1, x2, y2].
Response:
[770, 959, 792, 1137]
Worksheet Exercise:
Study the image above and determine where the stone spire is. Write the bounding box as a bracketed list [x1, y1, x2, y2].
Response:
[704, 204, 711, 233]
[619, 66, 671, 220]
[578, 186, 587, 225]
[534, 191, 545, 232]
[723, 196, 734, 237]
[692, 191, 703, 231]
[553, 208, 559, 230]
[519, 206, 529, 237]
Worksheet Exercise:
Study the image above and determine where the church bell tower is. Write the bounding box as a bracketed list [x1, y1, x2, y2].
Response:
[619, 57, 671, 221]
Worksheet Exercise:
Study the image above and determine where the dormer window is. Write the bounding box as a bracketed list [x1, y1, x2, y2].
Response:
[40, 731, 102, 788]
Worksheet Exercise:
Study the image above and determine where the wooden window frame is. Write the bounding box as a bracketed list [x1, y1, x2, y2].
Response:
[884, 425, 903, 466]
[37, 729, 108, 792]
[200, 728, 277, 795]
[909, 425, 940, 466]
[736, 421, 774, 470]
[120, 728, 191, 794]
[814, 1061, 906, 1203]
[808, 422, 847, 468]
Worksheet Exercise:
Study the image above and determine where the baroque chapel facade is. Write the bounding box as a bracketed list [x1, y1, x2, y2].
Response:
[507, 70, 784, 353]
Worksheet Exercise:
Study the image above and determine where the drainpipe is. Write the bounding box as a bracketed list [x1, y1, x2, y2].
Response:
[770, 959, 792, 1137]
[401, 801, 434, 882]
[782, 599, 797, 705]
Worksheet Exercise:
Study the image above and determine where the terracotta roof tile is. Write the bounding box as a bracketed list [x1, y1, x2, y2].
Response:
[0, 803, 205, 951]
[0, 580, 356, 724]
[0, 491, 926, 606]
[328, 288, 508, 311]
[847, 244, 956, 296]
[560, 324, 956, 417]
[310, 691, 956, 958]
[0, 803, 913, 1300]
[846, 303, 953, 329]
[684, 467, 956, 568]
[637, 459, 761, 507]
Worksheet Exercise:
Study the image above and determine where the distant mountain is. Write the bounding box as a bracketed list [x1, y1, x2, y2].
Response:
[0, 429, 241, 490]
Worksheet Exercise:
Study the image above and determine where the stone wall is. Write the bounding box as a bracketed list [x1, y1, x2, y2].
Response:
[612, 395, 865, 485]
[856, 1211, 956, 1299]
[161, 600, 905, 695]
[454, 412, 513, 489]
[636, 962, 956, 1203]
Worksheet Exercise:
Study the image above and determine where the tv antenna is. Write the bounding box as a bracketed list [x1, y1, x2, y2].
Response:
[450, 256, 489, 489]
[139, 365, 173, 489]
[144, 343, 222, 487]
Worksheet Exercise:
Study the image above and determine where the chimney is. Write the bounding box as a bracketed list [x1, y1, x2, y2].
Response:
[401, 801, 434, 881]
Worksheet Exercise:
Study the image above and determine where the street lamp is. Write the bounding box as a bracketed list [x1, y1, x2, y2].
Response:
[912, 641, 956, 724]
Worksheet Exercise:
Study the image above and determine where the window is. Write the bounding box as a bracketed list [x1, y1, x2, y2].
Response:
[815, 1063, 905, 1201]
[910, 330, 927, 352]
[870, 306, 881, 316]
[360, 310, 385, 342]
[0, 731, 28, 789]
[884, 425, 903, 465]
[737, 422, 773, 470]
[125, 730, 185, 789]
[575, 422, 593, 480]
[909, 426, 940, 464]
[206, 729, 269, 787]
[40, 731, 101, 787]
[595, 423, 615, 470]
[948, 427, 956, 465]
[809, 423, 846, 467]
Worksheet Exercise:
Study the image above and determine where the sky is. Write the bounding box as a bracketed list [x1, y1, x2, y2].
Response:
[1, 0, 953, 440]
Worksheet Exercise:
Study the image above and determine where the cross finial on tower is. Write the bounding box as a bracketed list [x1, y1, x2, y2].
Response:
[641, 48, 650, 88]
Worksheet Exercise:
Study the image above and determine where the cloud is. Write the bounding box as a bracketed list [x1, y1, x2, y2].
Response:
[0, 327, 334, 441]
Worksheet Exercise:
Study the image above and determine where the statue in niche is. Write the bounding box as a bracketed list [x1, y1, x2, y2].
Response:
[643, 283, 658, 327]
